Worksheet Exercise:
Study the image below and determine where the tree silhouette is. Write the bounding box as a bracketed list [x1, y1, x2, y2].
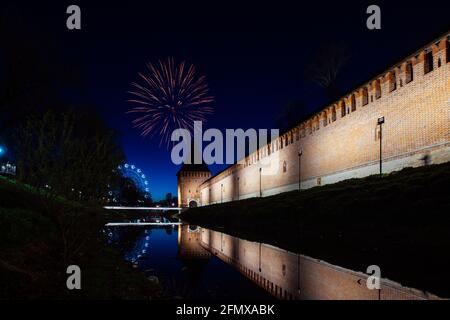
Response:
[275, 100, 307, 132]
[305, 42, 351, 103]
[119, 178, 141, 205]
[14, 109, 124, 203]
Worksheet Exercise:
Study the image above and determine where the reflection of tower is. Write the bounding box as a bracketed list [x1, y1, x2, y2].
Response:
[177, 225, 211, 260]
[173, 225, 211, 299]
[176, 143, 211, 208]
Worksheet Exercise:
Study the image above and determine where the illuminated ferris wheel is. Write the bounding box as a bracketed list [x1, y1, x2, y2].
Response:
[117, 163, 151, 199]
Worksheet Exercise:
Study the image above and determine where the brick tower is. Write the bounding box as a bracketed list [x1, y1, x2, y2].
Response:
[176, 143, 211, 208]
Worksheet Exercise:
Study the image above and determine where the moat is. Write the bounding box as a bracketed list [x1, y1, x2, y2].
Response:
[104, 213, 438, 300]
[104, 217, 272, 299]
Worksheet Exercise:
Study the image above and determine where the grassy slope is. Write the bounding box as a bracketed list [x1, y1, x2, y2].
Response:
[0, 176, 159, 299]
[182, 162, 450, 297]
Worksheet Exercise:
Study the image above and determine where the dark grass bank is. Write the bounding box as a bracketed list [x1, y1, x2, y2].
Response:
[0, 176, 160, 299]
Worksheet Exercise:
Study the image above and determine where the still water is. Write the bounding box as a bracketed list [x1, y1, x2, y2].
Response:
[104, 216, 272, 300]
[105, 214, 440, 300]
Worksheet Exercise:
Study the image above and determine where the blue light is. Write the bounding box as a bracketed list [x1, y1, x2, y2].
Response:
[0, 146, 5, 156]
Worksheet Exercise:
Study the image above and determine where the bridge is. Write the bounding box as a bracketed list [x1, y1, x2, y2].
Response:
[103, 206, 184, 226]
[103, 206, 183, 227]
[103, 206, 183, 213]
[105, 221, 182, 226]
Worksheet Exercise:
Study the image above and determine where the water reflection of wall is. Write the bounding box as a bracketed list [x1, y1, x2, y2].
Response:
[198, 35, 450, 205]
[200, 228, 439, 300]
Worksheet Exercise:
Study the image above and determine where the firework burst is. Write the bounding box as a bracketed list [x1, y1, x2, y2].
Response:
[127, 58, 214, 146]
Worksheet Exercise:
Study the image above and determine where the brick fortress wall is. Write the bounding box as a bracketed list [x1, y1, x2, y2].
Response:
[197, 33, 450, 205]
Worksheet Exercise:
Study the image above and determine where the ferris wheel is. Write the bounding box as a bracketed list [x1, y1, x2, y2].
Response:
[117, 163, 151, 199]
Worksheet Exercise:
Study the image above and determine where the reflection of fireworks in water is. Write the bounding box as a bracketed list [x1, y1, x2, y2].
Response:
[127, 58, 214, 146]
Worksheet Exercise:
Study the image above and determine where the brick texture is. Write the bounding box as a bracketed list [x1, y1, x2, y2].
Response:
[189, 33, 450, 205]
[200, 228, 441, 300]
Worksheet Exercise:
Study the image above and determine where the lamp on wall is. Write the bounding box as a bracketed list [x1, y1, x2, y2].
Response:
[259, 167, 262, 197]
[377, 117, 385, 175]
[236, 177, 240, 200]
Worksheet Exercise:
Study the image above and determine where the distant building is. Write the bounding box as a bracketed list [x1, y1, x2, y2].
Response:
[0, 162, 16, 176]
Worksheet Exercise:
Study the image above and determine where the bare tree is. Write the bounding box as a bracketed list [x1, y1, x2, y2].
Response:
[275, 100, 307, 132]
[305, 42, 351, 103]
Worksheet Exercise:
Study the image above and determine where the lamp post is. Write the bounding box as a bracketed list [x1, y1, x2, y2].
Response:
[298, 150, 303, 191]
[220, 184, 223, 203]
[297, 253, 301, 295]
[259, 167, 262, 197]
[297, 150, 303, 295]
[259, 243, 262, 272]
[236, 177, 240, 200]
[377, 117, 385, 175]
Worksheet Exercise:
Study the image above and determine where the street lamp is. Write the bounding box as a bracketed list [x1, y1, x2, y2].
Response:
[259, 243, 262, 272]
[298, 150, 303, 191]
[377, 117, 385, 175]
[236, 177, 240, 200]
[259, 167, 262, 197]
[297, 149, 303, 296]
[220, 184, 223, 203]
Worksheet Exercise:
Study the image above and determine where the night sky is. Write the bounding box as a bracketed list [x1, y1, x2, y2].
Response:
[3, 1, 449, 200]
